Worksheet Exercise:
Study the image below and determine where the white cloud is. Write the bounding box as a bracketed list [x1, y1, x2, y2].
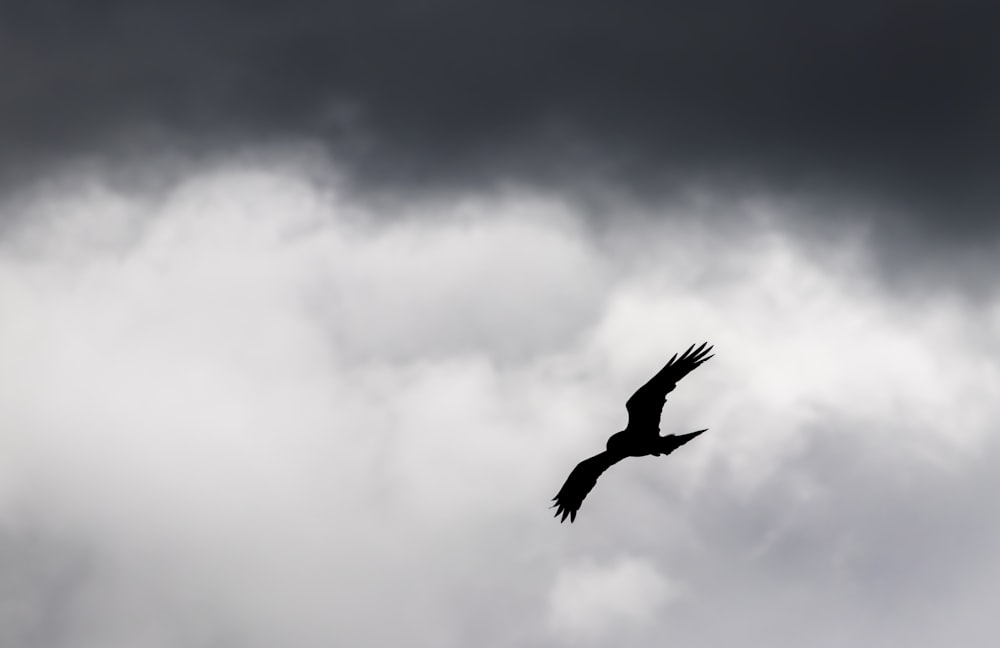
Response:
[0, 159, 998, 647]
[546, 556, 675, 642]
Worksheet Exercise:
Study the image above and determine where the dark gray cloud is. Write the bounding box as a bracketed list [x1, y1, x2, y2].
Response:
[3, 0, 998, 255]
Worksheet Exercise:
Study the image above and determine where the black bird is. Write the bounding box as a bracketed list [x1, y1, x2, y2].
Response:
[551, 342, 714, 523]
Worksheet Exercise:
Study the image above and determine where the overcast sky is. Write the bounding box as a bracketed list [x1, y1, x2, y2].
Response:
[1, 2, 999, 647]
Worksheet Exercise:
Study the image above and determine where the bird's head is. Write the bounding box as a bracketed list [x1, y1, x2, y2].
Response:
[606, 431, 628, 454]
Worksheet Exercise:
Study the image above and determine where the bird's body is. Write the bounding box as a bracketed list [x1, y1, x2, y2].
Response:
[551, 342, 713, 522]
[606, 428, 705, 457]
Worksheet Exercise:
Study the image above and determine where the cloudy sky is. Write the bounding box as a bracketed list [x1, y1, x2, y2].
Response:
[2, 2, 1000, 646]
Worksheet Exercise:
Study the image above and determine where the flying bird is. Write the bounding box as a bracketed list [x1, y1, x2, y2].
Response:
[551, 342, 714, 523]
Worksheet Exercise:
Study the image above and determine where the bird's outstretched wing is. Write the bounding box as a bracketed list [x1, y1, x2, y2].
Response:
[551, 451, 624, 523]
[625, 342, 713, 432]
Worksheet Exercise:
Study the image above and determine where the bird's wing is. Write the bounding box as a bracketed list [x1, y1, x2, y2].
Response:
[551, 451, 624, 523]
[625, 342, 713, 432]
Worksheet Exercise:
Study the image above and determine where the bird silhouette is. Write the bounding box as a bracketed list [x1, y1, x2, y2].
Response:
[551, 342, 713, 523]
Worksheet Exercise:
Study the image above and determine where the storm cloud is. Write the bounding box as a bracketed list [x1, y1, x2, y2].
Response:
[2, 0, 999, 267]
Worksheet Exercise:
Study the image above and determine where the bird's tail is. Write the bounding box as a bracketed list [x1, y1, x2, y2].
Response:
[658, 428, 707, 455]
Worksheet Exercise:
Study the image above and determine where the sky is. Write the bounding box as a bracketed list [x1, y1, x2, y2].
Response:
[1, 2, 999, 646]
